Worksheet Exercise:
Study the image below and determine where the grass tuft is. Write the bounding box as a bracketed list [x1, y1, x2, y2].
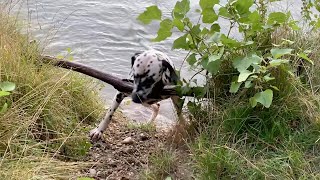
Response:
[0, 6, 104, 179]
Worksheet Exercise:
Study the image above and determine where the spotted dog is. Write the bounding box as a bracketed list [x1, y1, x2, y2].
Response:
[89, 50, 180, 142]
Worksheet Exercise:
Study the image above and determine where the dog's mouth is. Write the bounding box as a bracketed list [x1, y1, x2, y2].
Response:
[131, 93, 144, 104]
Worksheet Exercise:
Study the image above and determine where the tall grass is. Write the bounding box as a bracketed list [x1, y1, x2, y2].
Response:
[186, 29, 320, 179]
[0, 7, 104, 179]
[144, 29, 320, 179]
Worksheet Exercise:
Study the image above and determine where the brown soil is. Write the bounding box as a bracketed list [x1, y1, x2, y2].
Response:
[83, 113, 167, 180]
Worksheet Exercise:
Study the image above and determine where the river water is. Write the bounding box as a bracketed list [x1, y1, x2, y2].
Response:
[10, 0, 302, 128]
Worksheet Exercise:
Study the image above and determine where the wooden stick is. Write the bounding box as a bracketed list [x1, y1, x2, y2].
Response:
[40, 56, 178, 97]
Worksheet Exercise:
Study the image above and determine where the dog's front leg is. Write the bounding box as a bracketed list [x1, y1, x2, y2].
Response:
[89, 92, 125, 142]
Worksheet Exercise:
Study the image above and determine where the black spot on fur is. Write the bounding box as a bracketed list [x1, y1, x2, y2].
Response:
[144, 53, 147, 56]
[137, 64, 140, 67]
[116, 93, 124, 103]
[150, 61, 153, 63]
[141, 77, 155, 89]
[147, 64, 150, 67]
[135, 70, 150, 78]
[131, 53, 141, 67]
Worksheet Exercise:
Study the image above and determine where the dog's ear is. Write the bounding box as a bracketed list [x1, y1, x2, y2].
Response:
[131, 53, 141, 67]
[162, 60, 179, 84]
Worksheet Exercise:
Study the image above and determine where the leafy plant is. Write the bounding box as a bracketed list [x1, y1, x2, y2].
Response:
[0, 81, 15, 113]
[137, 0, 316, 108]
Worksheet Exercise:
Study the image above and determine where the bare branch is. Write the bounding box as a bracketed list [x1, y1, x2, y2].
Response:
[40, 56, 180, 97]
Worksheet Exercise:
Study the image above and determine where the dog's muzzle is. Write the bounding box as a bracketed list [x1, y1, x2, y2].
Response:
[132, 92, 144, 104]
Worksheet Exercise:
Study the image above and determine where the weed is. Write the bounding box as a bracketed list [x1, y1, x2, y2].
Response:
[0, 5, 104, 179]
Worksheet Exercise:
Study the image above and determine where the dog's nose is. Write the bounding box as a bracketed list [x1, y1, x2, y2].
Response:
[132, 93, 143, 104]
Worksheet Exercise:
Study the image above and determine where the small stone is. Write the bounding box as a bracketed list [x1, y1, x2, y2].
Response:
[122, 137, 134, 144]
[108, 160, 117, 167]
[139, 133, 149, 141]
[89, 168, 97, 177]
[123, 147, 134, 154]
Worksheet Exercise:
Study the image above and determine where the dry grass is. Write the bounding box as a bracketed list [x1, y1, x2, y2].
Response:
[0, 5, 104, 179]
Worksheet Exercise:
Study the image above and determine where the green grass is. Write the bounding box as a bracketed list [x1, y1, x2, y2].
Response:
[141, 148, 178, 180]
[187, 29, 320, 179]
[0, 8, 104, 179]
[127, 122, 157, 133]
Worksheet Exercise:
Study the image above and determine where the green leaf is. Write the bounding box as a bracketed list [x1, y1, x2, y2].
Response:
[298, 53, 314, 65]
[0, 91, 10, 97]
[269, 59, 290, 67]
[251, 89, 273, 108]
[192, 86, 206, 98]
[289, 20, 300, 30]
[208, 32, 221, 43]
[206, 60, 221, 75]
[186, 53, 197, 65]
[0, 82, 15, 91]
[238, 70, 253, 82]
[245, 80, 253, 88]
[263, 74, 275, 82]
[68, 56, 74, 61]
[165, 176, 173, 180]
[233, 0, 254, 16]
[230, 81, 242, 93]
[208, 54, 220, 63]
[271, 48, 293, 58]
[173, 18, 184, 31]
[173, 0, 190, 19]
[56, 54, 64, 59]
[201, 56, 221, 75]
[66, 47, 71, 53]
[233, 53, 262, 72]
[221, 35, 241, 48]
[199, 0, 219, 9]
[0, 103, 8, 114]
[219, 7, 231, 18]
[210, 24, 220, 33]
[248, 11, 262, 31]
[202, 8, 218, 23]
[173, 34, 189, 50]
[77, 177, 95, 180]
[267, 12, 288, 25]
[137, 6, 162, 24]
[199, 0, 219, 23]
[190, 24, 201, 35]
[270, 85, 279, 91]
[249, 97, 257, 107]
[153, 19, 173, 42]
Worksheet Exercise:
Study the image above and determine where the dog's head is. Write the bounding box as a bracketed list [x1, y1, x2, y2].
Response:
[130, 50, 178, 104]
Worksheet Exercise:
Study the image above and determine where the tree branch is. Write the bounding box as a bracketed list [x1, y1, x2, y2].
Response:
[40, 56, 178, 97]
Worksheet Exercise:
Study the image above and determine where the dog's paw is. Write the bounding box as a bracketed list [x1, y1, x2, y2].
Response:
[89, 128, 103, 142]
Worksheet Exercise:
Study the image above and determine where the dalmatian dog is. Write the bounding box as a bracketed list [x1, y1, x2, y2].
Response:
[89, 49, 181, 142]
